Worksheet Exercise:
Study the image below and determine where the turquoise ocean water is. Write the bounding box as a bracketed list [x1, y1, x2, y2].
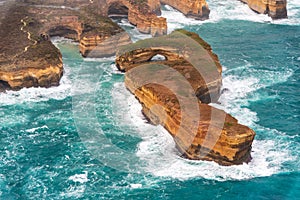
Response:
[0, 0, 299, 199]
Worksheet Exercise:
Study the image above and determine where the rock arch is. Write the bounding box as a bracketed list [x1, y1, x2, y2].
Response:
[161, 0, 210, 20]
[48, 26, 79, 40]
[115, 30, 223, 104]
[115, 30, 256, 166]
[150, 54, 167, 61]
[42, 16, 83, 41]
[100, 0, 212, 36]
[107, 1, 129, 18]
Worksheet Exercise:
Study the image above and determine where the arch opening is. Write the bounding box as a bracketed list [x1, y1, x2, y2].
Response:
[48, 26, 79, 41]
[0, 80, 11, 91]
[150, 54, 167, 61]
[108, 2, 129, 19]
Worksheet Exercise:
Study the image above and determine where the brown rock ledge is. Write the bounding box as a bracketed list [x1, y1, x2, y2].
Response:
[116, 30, 256, 165]
[239, 0, 287, 19]
[161, 0, 210, 20]
[104, 0, 210, 36]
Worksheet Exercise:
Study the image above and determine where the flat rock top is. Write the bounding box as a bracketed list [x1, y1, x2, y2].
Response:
[0, 1, 123, 72]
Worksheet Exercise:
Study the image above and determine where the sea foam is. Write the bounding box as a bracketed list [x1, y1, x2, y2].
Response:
[111, 78, 294, 181]
[0, 66, 71, 106]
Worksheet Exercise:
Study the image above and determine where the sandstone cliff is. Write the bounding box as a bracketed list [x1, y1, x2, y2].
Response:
[105, 0, 167, 36]
[116, 29, 222, 103]
[105, 0, 210, 36]
[161, 0, 210, 20]
[116, 30, 256, 165]
[240, 0, 287, 19]
[80, 32, 131, 57]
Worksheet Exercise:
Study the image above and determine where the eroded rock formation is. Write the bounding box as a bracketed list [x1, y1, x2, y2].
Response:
[104, 0, 210, 36]
[240, 0, 287, 19]
[116, 30, 256, 165]
[106, 0, 167, 36]
[80, 32, 131, 57]
[161, 0, 210, 20]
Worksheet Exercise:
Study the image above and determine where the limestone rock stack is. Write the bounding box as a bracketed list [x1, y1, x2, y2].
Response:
[161, 0, 210, 20]
[240, 0, 287, 19]
[116, 30, 256, 165]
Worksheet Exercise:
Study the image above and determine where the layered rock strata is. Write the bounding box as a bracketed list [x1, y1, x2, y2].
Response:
[240, 0, 287, 19]
[116, 30, 222, 103]
[79, 32, 131, 57]
[116, 30, 256, 165]
[106, 0, 167, 36]
[161, 0, 210, 20]
[105, 0, 210, 36]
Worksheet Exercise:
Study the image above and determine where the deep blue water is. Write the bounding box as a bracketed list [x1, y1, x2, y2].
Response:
[0, 0, 299, 199]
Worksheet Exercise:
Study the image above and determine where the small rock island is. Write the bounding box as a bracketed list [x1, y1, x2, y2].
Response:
[116, 30, 256, 165]
[240, 0, 287, 19]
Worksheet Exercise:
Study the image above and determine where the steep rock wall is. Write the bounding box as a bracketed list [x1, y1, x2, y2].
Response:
[161, 0, 210, 20]
[240, 0, 287, 19]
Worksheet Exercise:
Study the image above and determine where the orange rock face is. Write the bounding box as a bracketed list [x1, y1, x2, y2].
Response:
[126, 81, 255, 165]
[161, 0, 210, 20]
[106, 0, 167, 36]
[116, 30, 256, 165]
[79, 32, 132, 57]
[105, 0, 210, 36]
[0, 62, 63, 91]
[240, 0, 287, 19]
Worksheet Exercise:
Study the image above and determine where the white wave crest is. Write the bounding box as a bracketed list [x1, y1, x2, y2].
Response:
[0, 65, 71, 106]
[218, 65, 294, 126]
[116, 18, 152, 42]
[25, 125, 49, 133]
[68, 171, 89, 184]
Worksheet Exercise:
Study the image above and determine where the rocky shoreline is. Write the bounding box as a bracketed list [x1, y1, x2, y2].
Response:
[0, 0, 264, 165]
